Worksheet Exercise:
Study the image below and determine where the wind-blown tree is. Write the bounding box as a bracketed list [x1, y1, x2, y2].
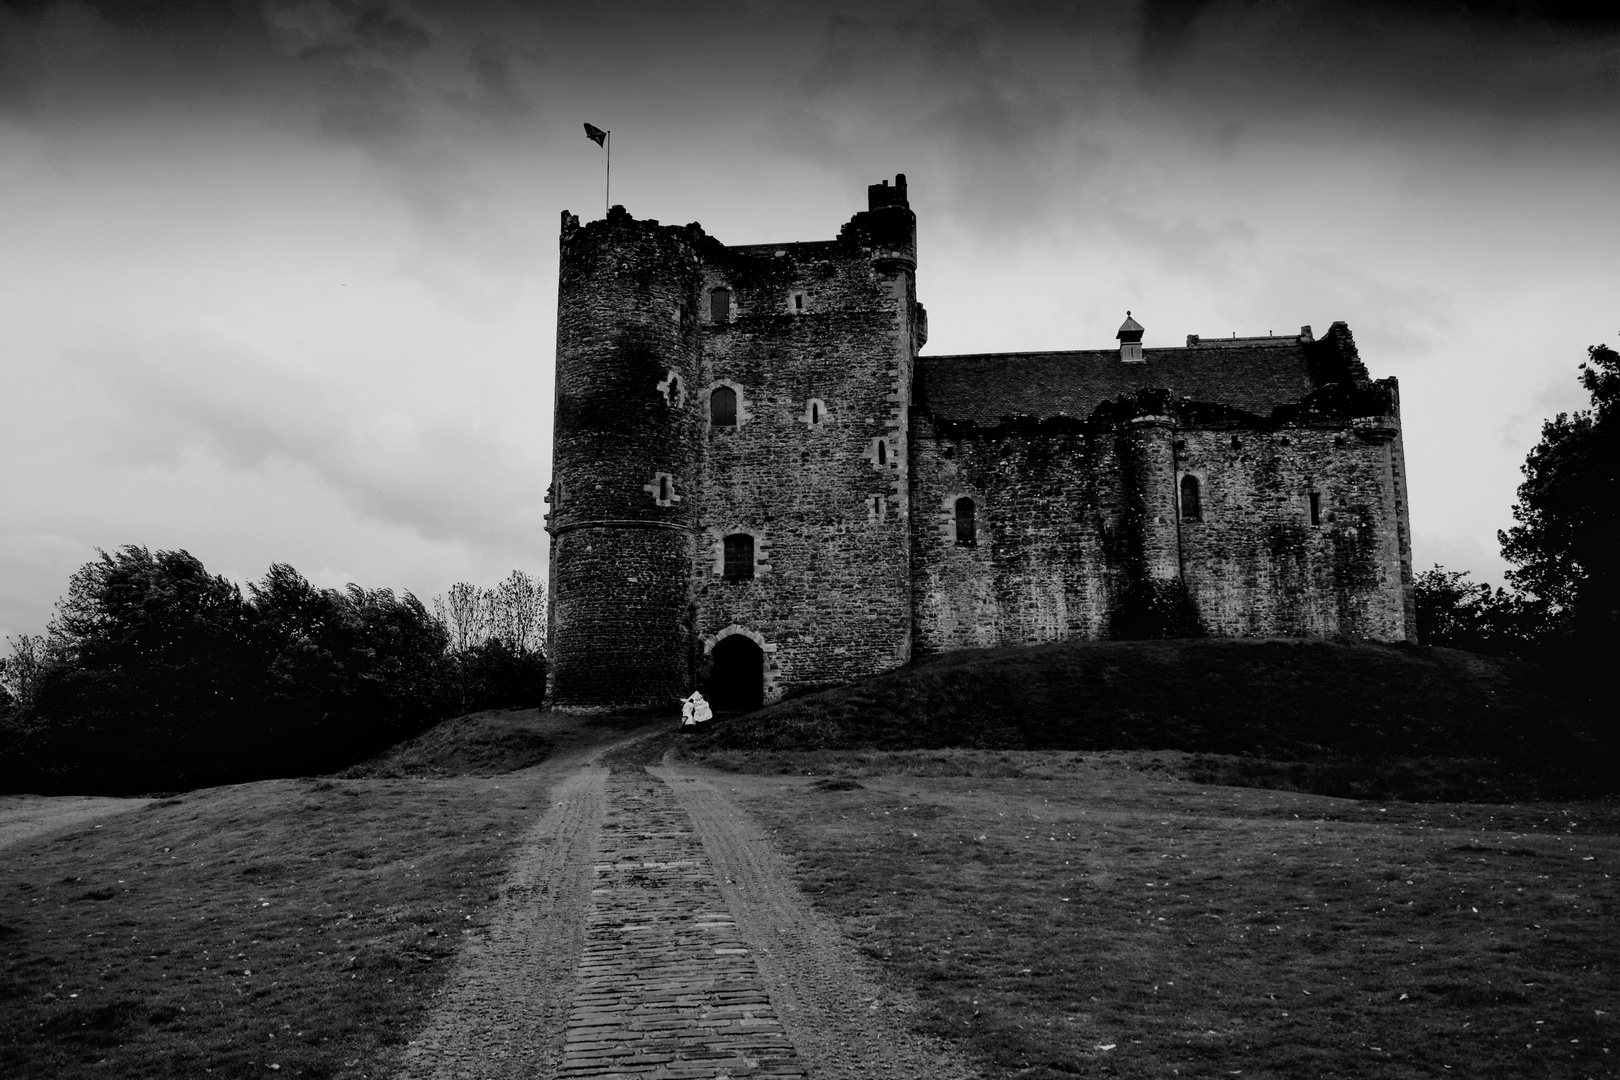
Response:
[28, 547, 262, 790]
[248, 565, 452, 771]
[1499, 343, 1620, 649]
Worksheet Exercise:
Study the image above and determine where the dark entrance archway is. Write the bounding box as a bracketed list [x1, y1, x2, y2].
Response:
[707, 635, 764, 712]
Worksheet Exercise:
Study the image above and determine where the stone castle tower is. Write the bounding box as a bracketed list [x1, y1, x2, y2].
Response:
[547, 176, 1415, 711]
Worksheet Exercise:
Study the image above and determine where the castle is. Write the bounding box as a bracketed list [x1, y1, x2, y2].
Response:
[545, 175, 1415, 711]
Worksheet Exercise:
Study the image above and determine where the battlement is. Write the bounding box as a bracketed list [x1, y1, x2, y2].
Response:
[867, 173, 909, 210]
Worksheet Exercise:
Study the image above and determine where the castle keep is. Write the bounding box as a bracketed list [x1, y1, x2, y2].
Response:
[546, 176, 1416, 710]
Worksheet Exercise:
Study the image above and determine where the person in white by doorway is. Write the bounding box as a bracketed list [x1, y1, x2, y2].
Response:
[680, 691, 712, 730]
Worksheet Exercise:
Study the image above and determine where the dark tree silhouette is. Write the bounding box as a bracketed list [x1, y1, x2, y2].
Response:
[0, 549, 547, 794]
[1413, 565, 1537, 656]
[1499, 343, 1620, 648]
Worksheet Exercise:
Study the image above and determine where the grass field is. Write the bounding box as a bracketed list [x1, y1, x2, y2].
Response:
[687, 747, 1620, 1079]
[0, 709, 646, 1080]
[7, 687, 1618, 1079]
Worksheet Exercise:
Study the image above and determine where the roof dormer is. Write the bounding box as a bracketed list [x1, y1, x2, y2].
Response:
[1117, 311, 1145, 363]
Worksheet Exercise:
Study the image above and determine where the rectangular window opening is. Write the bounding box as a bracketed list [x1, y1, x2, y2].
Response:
[723, 534, 755, 581]
[1308, 491, 1321, 527]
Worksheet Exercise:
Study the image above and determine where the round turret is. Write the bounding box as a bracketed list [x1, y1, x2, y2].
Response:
[547, 206, 705, 709]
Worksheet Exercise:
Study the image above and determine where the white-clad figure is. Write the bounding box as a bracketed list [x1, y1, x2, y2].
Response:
[680, 690, 713, 729]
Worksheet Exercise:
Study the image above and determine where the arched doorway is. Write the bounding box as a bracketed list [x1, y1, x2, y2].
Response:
[707, 634, 764, 712]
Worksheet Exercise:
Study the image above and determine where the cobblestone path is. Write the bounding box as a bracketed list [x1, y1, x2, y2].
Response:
[558, 768, 806, 1079]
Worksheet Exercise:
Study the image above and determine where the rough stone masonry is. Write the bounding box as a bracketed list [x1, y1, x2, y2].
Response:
[546, 175, 1415, 710]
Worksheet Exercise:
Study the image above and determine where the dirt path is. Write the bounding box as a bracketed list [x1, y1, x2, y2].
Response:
[656, 760, 983, 1080]
[396, 734, 982, 1079]
[394, 735, 618, 1080]
[0, 794, 153, 853]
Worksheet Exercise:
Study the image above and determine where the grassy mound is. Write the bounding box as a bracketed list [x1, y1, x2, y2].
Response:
[342, 708, 553, 778]
[690, 639, 1612, 801]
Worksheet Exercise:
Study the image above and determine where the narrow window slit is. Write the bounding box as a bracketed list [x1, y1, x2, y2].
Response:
[955, 497, 976, 547]
[1180, 475, 1202, 522]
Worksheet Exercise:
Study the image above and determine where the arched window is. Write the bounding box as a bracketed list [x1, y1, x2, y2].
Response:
[710, 386, 737, 426]
[667, 373, 681, 405]
[876, 439, 887, 466]
[723, 533, 754, 580]
[955, 497, 976, 547]
[1180, 474, 1202, 522]
[709, 287, 731, 322]
[659, 475, 672, 503]
[810, 401, 820, 424]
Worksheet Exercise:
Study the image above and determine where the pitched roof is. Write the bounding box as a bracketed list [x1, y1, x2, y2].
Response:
[916, 342, 1319, 425]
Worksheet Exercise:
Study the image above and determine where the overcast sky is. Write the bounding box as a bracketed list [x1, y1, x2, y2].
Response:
[2, 0, 1617, 639]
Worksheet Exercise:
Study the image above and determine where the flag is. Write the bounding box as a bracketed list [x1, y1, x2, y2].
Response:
[584, 123, 607, 147]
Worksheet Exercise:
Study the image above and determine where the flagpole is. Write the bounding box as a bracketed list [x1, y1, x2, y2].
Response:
[604, 131, 611, 215]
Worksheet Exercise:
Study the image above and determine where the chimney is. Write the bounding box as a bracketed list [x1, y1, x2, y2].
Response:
[1117, 311, 1145, 362]
[867, 174, 909, 211]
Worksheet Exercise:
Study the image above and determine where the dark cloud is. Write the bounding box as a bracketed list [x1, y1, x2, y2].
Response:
[1136, 0, 1620, 124]
[1, 0, 245, 29]
[352, 4, 428, 56]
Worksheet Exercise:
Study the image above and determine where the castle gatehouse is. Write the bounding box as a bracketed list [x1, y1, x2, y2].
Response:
[546, 176, 1415, 710]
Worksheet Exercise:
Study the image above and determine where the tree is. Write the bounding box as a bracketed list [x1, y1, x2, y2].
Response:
[434, 582, 492, 655]
[430, 573, 548, 713]
[491, 569, 546, 656]
[0, 634, 47, 715]
[1412, 566, 1536, 656]
[30, 546, 261, 790]
[1499, 343, 1620, 647]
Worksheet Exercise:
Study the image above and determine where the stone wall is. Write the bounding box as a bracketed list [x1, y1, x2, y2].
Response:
[909, 406, 1414, 652]
[1175, 423, 1411, 640]
[689, 195, 919, 698]
[909, 414, 1123, 653]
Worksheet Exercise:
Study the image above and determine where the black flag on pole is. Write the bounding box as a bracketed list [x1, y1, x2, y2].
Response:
[584, 123, 607, 147]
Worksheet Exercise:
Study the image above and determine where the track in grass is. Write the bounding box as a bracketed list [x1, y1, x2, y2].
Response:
[692, 749, 1620, 1080]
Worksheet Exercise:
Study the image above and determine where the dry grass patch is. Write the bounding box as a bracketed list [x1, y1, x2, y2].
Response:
[704, 750, 1620, 1079]
[0, 708, 661, 1079]
[0, 774, 542, 1079]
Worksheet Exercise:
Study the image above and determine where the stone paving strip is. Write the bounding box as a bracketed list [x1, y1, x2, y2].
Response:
[558, 768, 807, 1079]
[397, 765, 606, 1080]
[656, 763, 984, 1080]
